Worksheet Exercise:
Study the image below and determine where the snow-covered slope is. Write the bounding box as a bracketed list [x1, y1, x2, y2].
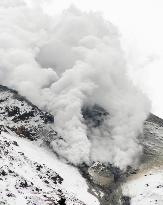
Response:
[0, 85, 99, 205]
[0, 85, 54, 141]
[123, 168, 163, 205]
[0, 131, 99, 205]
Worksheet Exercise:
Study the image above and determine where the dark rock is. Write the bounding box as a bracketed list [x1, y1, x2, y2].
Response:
[36, 165, 43, 171]
[58, 197, 66, 205]
[0, 170, 7, 176]
[44, 180, 49, 184]
[121, 196, 131, 205]
[19, 180, 29, 188]
[12, 141, 18, 146]
[6, 193, 15, 197]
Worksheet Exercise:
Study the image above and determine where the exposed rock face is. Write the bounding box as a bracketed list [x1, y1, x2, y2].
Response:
[79, 162, 126, 205]
[88, 162, 114, 187]
[139, 113, 163, 170]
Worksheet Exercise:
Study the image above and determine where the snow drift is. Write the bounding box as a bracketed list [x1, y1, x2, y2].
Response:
[0, 0, 150, 169]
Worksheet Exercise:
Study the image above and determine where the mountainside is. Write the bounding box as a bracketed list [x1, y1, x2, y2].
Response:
[0, 132, 85, 205]
[0, 85, 55, 141]
[122, 114, 163, 205]
[0, 85, 163, 205]
[0, 85, 99, 205]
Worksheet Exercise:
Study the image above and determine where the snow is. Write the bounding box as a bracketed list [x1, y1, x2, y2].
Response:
[0, 90, 46, 129]
[4, 132, 99, 205]
[123, 167, 163, 205]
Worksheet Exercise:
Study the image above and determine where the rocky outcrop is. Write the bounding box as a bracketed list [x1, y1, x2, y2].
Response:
[0, 85, 56, 141]
[88, 162, 114, 187]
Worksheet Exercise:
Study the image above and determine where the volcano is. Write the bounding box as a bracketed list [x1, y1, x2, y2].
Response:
[0, 85, 163, 205]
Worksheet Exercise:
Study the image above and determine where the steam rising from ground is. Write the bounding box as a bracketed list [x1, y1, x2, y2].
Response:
[0, 0, 150, 169]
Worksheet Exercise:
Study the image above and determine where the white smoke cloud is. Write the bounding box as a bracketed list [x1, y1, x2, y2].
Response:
[0, 1, 150, 169]
[0, 0, 25, 8]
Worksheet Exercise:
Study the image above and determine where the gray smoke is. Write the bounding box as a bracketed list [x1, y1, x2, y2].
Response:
[0, 0, 150, 169]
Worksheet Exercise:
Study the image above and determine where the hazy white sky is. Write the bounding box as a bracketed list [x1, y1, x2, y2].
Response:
[27, 0, 163, 117]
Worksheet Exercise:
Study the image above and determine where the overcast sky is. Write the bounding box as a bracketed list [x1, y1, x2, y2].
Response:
[27, 0, 163, 117]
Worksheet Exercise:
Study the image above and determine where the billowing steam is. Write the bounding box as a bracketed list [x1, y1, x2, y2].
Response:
[0, 0, 150, 169]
